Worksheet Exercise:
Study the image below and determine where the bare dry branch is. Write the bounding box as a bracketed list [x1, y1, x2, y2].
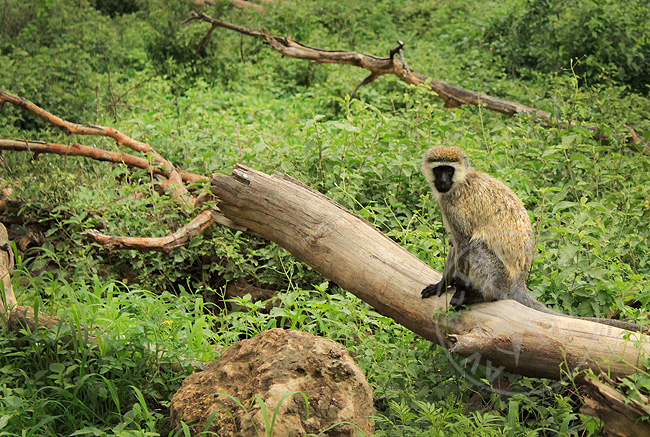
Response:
[0, 90, 196, 204]
[83, 207, 239, 252]
[0, 139, 208, 185]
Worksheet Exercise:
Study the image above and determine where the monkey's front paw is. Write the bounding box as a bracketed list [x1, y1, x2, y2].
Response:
[421, 281, 447, 299]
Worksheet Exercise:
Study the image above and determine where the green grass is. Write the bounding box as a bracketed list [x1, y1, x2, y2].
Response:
[1, 0, 650, 434]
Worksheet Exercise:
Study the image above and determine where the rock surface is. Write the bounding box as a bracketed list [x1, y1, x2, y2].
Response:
[170, 328, 374, 436]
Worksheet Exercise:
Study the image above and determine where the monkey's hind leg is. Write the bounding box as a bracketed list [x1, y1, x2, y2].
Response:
[422, 243, 458, 299]
[449, 284, 485, 309]
[466, 239, 511, 303]
[444, 239, 504, 309]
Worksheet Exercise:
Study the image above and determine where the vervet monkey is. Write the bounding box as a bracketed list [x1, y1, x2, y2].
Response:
[421, 146, 644, 332]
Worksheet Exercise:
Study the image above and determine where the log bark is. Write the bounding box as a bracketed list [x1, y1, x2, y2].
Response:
[0, 223, 17, 313]
[581, 375, 650, 437]
[211, 165, 650, 381]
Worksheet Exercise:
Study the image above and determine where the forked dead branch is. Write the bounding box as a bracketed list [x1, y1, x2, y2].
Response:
[184, 12, 550, 118]
[1, 92, 649, 387]
[186, 11, 650, 154]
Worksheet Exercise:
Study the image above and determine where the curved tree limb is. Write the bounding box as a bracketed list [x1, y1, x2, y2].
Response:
[0, 90, 197, 204]
[82, 207, 240, 252]
[0, 92, 226, 252]
[1, 91, 152, 154]
[0, 139, 208, 186]
[0, 91, 236, 253]
[0, 138, 163, 175]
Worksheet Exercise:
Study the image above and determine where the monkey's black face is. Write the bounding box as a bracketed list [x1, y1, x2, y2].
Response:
[433, 165, 455, 193]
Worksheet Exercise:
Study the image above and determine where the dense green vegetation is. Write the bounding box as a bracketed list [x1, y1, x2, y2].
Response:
[1, 0, 650, 435]
[487, 0, 650, 93]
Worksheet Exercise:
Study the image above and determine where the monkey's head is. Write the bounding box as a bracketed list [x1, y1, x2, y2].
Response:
[422, 146, 471, 197]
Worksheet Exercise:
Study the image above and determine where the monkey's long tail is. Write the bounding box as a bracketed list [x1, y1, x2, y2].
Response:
[513, 288, 647, 334]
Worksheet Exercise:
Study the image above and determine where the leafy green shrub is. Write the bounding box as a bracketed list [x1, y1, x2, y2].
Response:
[94, 0, 141, 17]
[486, 0, 650, 93]
[142, 0, 247, 92]
[0, 0, 151, 130]
[0, 0, 37, 41]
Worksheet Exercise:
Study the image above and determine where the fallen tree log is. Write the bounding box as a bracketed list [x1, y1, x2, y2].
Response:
[211, 165, 650, 381]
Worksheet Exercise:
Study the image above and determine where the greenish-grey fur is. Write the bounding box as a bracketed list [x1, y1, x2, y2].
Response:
[422, 146, 645, 333]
